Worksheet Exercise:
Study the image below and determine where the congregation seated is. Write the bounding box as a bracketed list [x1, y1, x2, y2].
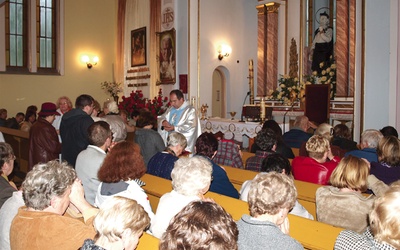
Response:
[76, 121, 112, 206]
[213, 139, 244, 169]
[332, 124, 358, 152]
[160, 201, 238, 250]
[10, 161, 98, 249]
[379, 125, 398, 138]
[147, 132, 187, 180]
[101, 100, 128, 142]
[240, 154, 314, 220]
[194, 132, 239, 198]
[81, 196, 150, 250]
[5, 112, 24, 130]
[246, 128, 277, 172]
[335, 183, 400, 249]
[370, 136, 400, 184]
[282, 115, 315, 148]
[299, 123, 346, 158]
[345, 129, 383, 163]
[292, 135, 340, 185]
[0, 142, 18, 209]
[251, 119, 294, 159]
[237, 172, 303, 250]
[94, 141, 154, 221]
[151, 156, 212, 238]
[316, 155, 388, 233]
[134, 111, 165, 166]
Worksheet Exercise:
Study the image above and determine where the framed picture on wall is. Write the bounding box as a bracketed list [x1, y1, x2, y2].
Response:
[157, 28, 176, 85]
[131, 27, 147, 67]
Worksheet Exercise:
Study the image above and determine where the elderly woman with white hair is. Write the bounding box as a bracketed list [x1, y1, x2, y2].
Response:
[150, 156, 212, 238]
[237, 172, 303, 250]
[10, 161, 98, 249]
[81, 196, 150, 250]
[147, 132, 187, 180]
[102, 100, 135, 142]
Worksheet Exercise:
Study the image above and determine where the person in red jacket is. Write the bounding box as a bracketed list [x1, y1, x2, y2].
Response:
[292, 135, 340, 185]
[28, 102, 61, 170]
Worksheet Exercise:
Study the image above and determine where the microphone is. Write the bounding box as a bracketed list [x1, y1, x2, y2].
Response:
[239, 92, 251, 122]
[282, 99, 299, 133]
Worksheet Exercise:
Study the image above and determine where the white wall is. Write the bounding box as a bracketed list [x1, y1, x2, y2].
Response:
[364, 0, 391, 130]
[198, 0, 258, 116]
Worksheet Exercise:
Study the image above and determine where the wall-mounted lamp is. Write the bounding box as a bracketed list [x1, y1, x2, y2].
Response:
[81, 55, 99, 69]
[217, 44, 232, 60]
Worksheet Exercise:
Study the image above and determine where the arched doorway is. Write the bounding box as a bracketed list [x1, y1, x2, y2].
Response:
[212, 67, 228, 118]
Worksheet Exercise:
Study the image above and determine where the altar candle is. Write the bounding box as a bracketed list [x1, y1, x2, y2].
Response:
[249, 59, 254, 104]
[260, 97, 265, 119]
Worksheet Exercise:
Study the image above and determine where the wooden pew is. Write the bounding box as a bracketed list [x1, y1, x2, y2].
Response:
[137, 232, 159, 250]
[222, 165, 319, 218]
[0, 127, 30, 183]
[141, 173, 344, 250]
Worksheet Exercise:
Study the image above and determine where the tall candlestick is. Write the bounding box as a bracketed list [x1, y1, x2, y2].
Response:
[249, 59, 254, 104]
[260, 97, 266, 123]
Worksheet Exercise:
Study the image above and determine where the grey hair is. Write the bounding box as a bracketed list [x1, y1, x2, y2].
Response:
[171, 156, 212, 196]
[22, 161, 76, 210]
[167, 132, 187, 149]
[361, 129, 383, 149]
[104, 100, 119, 114]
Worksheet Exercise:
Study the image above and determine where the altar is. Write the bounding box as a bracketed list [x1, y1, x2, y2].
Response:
[200, 118, 289, 144]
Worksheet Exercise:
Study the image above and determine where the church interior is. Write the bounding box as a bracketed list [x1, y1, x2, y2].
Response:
[0, 0, 399, 141]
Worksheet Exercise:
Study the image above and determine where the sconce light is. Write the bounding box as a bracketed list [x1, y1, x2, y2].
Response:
[81, 55, 99, 69]
[217, 44, 232, 60]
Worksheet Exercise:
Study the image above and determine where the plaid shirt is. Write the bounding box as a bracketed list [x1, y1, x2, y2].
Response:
[213, 140, 244, 168]
[335, 228, 396, 250]
[245, 150, 275, 172]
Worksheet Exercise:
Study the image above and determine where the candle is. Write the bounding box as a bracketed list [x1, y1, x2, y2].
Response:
[260, 97, 265, 120]
[249, 59, 254, 104]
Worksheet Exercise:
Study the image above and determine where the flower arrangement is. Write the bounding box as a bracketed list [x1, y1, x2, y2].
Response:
[100, 81, 123, 98]
[118, 89, 170, 118]
[312, 56, 336, 99]
[268, 75, 306, 105]
[268, 57, 337, 104]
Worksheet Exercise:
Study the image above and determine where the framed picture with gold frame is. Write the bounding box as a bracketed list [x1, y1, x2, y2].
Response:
[131, 27, 146, 67]
[157, 28, 176, 85]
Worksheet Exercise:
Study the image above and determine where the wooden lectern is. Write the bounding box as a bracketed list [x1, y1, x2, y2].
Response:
[304, 84, 330, 124]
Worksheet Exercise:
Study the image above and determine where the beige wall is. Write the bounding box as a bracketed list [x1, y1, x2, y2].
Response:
[0, 0, 116, 116]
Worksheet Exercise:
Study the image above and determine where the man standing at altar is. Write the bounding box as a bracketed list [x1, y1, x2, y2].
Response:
[158, 89, 201, 154]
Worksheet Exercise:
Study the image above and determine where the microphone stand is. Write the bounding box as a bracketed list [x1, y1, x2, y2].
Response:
[283, 99, 298, 133]
[239, 92, 251, 122]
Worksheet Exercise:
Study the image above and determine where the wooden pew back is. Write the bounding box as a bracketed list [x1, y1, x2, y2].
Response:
[0, 127, 29, 173]
[141, 173, 343, 250]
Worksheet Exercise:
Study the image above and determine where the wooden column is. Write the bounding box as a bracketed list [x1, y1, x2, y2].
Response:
[256, 3, 280, 96]
[336, 0, 355, 96]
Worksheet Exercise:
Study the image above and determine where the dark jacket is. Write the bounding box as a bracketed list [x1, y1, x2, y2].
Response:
[283, 128, 312, 148]
[0, 176, 16, 209]
[5, 118, 20, 129]
[60, 109, 93, 167]
[29, 118, 61, 170]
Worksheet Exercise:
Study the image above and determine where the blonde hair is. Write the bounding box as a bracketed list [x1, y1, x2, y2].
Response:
[376, 136, 400, 166]
[93, 196, 150, 242]
[306, 135, 330, 160]
[329, 155, 369, 191]
[370, 185, 400, 248]
[171, 156, 212, 196]
[56, 96, 73, 110]
[167, 132, 187, 149]
[248, 172, 297, 217]
[315, 123, 334, 141]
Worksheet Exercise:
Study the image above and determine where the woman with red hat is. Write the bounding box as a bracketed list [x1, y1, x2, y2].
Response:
[28, 102, 62, 170]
